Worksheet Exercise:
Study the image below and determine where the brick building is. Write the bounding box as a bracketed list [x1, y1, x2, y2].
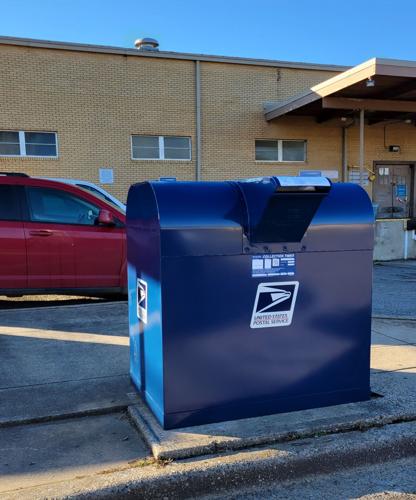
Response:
[0, 36, 416, 259]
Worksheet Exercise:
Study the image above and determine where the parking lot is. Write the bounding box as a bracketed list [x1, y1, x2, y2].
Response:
[373, 260, 416, 318]
[0, 260, 415, 497]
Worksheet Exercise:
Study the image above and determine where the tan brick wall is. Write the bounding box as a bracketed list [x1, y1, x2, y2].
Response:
[200, 62, 341, 181]
[347, 122, 416, 166]
[1, 43, 416, 202]
[0, 45, 196, 200]
[345, 122, 416, 198]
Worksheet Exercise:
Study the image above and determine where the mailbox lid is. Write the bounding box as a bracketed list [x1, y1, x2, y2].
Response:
[127, 181, 247, 256]
[236, 176, 374, 251]
[236, 176, 331, 244]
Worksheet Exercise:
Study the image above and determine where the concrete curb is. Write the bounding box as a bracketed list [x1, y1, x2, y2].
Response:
[0, 404, 128, 429]
[0, 300, 126, 313]
[128, 401, 416, 461]
[372, 314, 416, 321]
[5, 421, 416, 500]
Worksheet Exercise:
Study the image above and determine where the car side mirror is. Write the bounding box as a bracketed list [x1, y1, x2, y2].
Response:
[97, 209, 116, 226]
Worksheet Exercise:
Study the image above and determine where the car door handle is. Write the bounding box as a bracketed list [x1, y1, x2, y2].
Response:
[29, 230, 54, 237]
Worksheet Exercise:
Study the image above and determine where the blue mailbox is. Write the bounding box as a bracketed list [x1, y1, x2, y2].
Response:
[127, 177, 374, 429]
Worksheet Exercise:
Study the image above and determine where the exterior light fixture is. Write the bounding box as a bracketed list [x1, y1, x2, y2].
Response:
[367, 169, 376, 182]
[404, 119, 412, 124]
[388, 145, 401, 153]
[366, 77, 375, 87]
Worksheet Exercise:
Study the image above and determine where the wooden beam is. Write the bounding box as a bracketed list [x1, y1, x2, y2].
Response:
[322, 97, 416, 113]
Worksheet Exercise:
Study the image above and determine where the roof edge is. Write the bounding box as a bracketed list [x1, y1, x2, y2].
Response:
[0, 35, 348, 71]
[265, 56, 416, 121]
[265, 58, 379, 120]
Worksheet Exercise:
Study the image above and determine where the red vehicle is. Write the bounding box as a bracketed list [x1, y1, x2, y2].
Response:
[0, 173, 127, 296]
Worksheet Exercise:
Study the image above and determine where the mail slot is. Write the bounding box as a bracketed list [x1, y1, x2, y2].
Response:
[127, 176, 374, 429]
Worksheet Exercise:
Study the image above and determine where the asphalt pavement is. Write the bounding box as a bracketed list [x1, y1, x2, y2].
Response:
[373, 260, 416, 318]
[205, 457, 416, 499]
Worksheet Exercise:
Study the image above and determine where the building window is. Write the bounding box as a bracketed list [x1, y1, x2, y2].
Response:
[255, 139, 306, 162]
[131, 135, 191, 160]
[0, 131, 58, 157]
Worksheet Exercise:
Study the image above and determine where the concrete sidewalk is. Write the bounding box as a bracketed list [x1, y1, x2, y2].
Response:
[0, 301, 138, 425]
[0, 412, 149, 493]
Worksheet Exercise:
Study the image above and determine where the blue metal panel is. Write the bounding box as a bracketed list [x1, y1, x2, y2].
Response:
[127, 182, 164, 423]
[127, 177, 374, 429]
[161, 250, 372, 428]
[127, 261, 141, 390]
[153, 181, 246, 256]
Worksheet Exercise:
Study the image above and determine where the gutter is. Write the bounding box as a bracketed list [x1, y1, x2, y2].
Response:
[0, 35, 348, 71]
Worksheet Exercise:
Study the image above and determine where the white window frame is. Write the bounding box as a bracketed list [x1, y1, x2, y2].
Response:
[0, 130, 59, 158]
[255, 139, 307, 163]
[131, 135, 192, 161]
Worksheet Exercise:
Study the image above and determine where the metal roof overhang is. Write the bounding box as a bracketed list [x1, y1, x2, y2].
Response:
[265, 58, 416, 124]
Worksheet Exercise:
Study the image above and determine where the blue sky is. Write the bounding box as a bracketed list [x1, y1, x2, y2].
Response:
[1, 0, 415, 66]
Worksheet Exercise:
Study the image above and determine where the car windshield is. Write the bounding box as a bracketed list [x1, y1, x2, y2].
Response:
[77, 184, 125, 214]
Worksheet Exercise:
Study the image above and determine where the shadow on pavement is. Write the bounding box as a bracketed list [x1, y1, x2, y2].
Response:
[0, 299, 128, 335]
[0, 301, 133, 424]
[0, 295, 122, 310]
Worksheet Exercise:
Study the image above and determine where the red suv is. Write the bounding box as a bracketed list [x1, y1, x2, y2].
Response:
[0, 173, 127, 296]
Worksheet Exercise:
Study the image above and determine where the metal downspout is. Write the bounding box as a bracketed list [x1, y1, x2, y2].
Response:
[342, 126, 347, 182]
[341, 119, 354, 182]
[359, 109, 365, 186]
[195, 60, 201, 181]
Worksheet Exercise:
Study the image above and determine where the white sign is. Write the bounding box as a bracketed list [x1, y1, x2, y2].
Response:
[137, 278, 148, 324]
[99, 168, 114, 184]
[276, 176, 330, 187]
[250, 281, 299, 329]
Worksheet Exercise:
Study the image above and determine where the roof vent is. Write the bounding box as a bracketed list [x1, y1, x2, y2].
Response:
[134, 38, 159, 51]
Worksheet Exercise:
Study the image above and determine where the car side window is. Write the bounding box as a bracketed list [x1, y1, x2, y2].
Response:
[77, 184, 119, 208]
[0, 185, 22, 221]
[26, 187, 100, 226]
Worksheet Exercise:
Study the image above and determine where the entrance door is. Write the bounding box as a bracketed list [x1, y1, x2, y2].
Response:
[373, 164, 414, 219]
